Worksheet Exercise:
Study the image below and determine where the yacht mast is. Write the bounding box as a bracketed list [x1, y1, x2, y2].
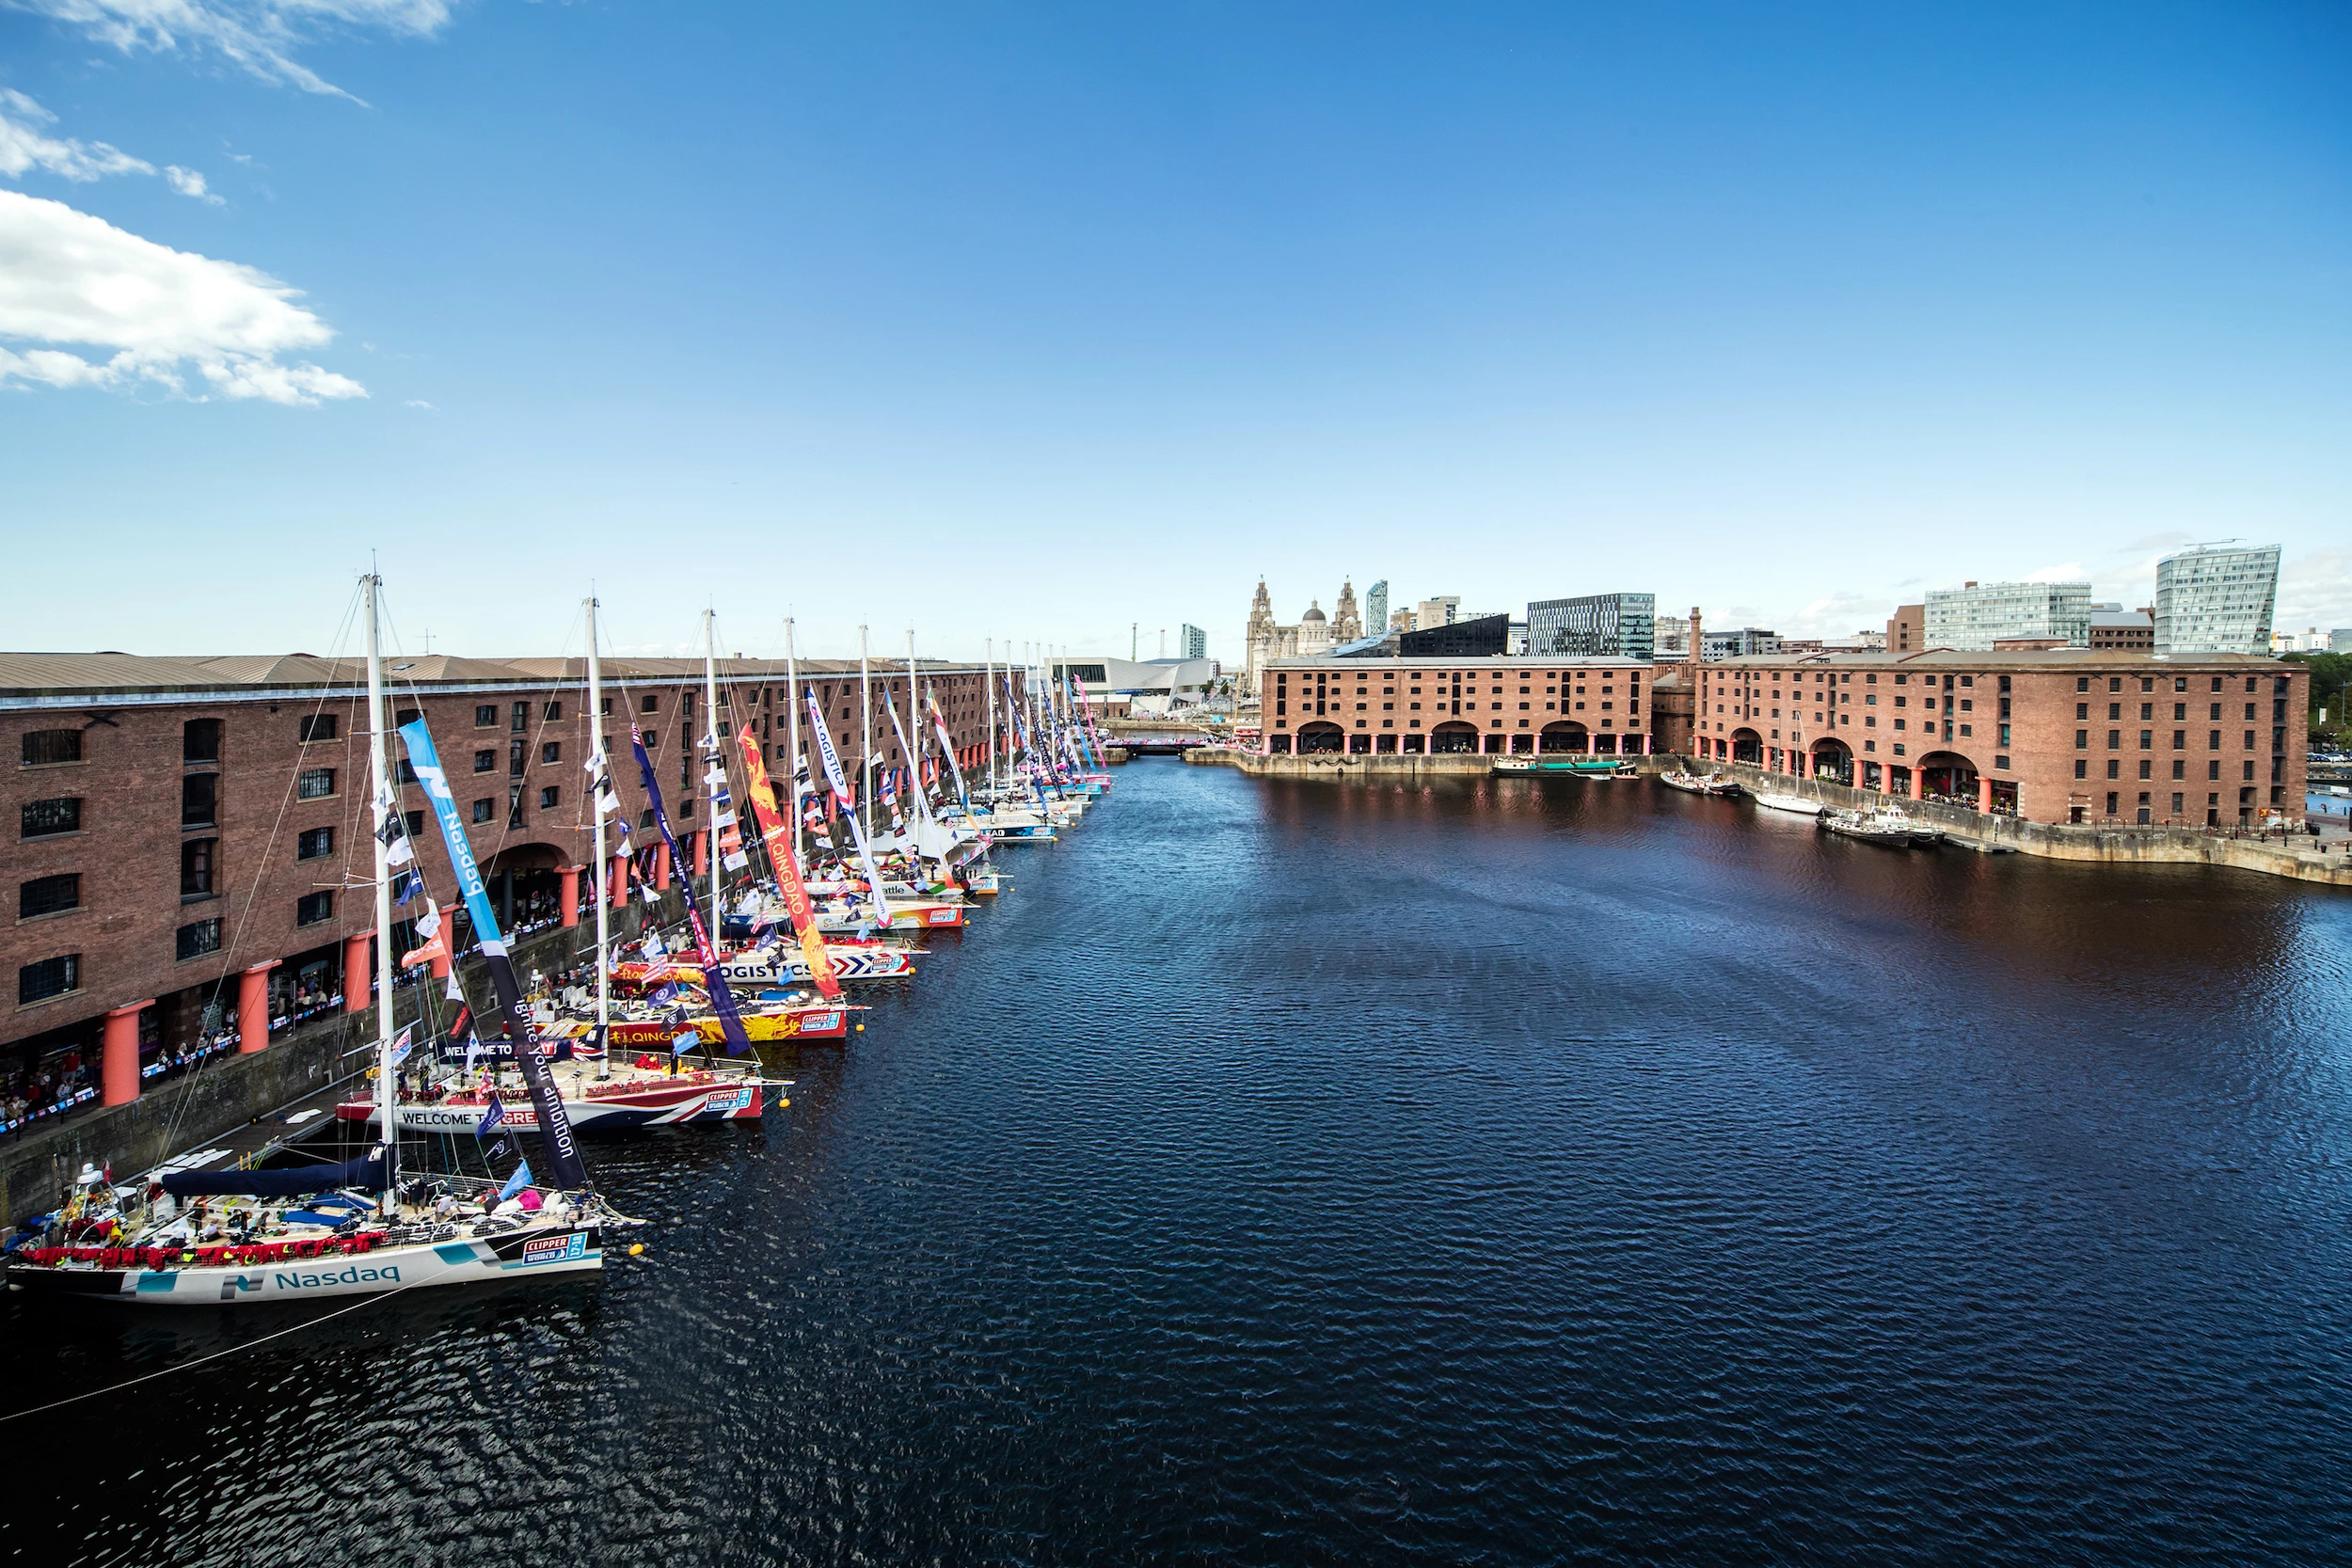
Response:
[906, 629, 921, 808]
[985, 637, 996, 792]
[361, 573, 399, 1207]
[859, 624, 872, 842]
[701, 609, 721, 913]
[585, 594, 611, 1082]
[785, 616, 803, 866]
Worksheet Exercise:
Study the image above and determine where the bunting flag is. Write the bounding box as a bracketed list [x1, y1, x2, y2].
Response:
[373, 781, 417, 869]
[737, 724, 842, 999]
[388, 1022, 415, 1068]
[474, 1093, 504, 1139]
[498, 1161, 533, 1201]
[393, 870, 424, 905]
[803, 690, 894, 927]
[397, 718, 592, 1194]
[586, 751, 620, 816]
[446, 971, 465, 1003]
[627, 724, 753, 1053]
[401, 898, 450, 970]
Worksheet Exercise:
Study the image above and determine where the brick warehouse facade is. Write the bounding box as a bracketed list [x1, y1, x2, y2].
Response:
[1260, 655, 1654, 754]
[1, 652, 1022, 1119]
[1685, 649, 2307, 826]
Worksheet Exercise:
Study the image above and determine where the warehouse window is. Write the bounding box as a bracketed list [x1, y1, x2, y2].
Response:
[296, 827, 335, 861]
[22, 730, 81, 767]
[297, 768, 336, 800]
[183, 719, 221, 763]
[175, 919, 222, 962]
[182, 772, 219, 828]
[296, 891, 334, 927]
[18, 954, 78, 1005]
[19, 873, 79, 920]
[181, 838, 215, 900]
[299, 714, 338, 743]
[21, 797, 80, 839]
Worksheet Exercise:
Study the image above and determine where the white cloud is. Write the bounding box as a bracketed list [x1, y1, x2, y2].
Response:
[0, 188, 363, 404]
[3, 90, 226, 203]
[0, 87, 153, 181]
[163, 165, 223, 203]
[8, 1, 455, 98]
[403, 397, 434, 409]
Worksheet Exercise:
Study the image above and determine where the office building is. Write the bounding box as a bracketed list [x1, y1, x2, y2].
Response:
[1364, 582, 1389, 641]
[1923, 581, 2091, 651]
[1702, 627, 1783, 659]
[2154, 544, 2280, 655]
[1526, 593, 1657, 661]
[1179, 624, 1207, 660]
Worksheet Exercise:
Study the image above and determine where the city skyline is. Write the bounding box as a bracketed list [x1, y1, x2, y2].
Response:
[2, 4, 2346, 659]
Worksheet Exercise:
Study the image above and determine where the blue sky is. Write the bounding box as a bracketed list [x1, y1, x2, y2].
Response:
[3, 2, 2347, 663]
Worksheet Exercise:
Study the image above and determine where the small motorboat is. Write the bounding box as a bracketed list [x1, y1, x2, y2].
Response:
[1821, 806, 1915, 847]
[1661, 769, 1742, 797]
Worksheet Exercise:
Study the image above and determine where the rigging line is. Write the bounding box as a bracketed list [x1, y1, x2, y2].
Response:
[0, 1271, 440, 1427]
[157, 584, 366, 1164]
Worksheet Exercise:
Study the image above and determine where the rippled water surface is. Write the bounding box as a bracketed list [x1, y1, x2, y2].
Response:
[9, 760, 2352, 1565]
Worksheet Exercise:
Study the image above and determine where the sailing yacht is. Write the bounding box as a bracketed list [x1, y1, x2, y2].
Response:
[8, 575, 636, 1306]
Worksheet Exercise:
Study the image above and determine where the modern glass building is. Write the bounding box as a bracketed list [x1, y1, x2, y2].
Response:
[1364, 581, 1389, 640]
[2153, 544, 2280, 655]
[1922, 581, 2091, 651]
[1179, 624, 1207, 659]
[1526, 593, 1656, 660]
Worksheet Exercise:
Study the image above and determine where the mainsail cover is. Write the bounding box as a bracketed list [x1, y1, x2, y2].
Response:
[627, 725, 754, 1053]
[398, 720, 592, 1192]
[735, 724, 841, 999]
[162, 1150, 387, 1199]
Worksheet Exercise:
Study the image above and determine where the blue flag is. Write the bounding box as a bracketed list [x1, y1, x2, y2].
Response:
[498, 1161, 533, 1201]
[474, 1095, 504, 1140]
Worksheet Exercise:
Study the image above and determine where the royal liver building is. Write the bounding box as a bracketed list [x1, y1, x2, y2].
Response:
[1244, 579, 1361, 696]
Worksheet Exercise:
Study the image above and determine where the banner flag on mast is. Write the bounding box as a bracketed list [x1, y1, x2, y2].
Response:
[397, 719, 591, 1193]
[804, 690, 894, 927]
[736, 723, 842, 1000]
[627, 724, 755, 1053]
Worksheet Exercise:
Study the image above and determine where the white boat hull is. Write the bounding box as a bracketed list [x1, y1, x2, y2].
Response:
[8, 1223, 606, 1306]
[1753, 793, 1823, 816]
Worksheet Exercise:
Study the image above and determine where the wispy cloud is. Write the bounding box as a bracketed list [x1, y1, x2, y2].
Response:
[0, 188, 363, 404]
[8, 1, 455, 99]
[163, 165, 223, 203]
[2, 89, 226, 204]
[0, 87, 151, 181]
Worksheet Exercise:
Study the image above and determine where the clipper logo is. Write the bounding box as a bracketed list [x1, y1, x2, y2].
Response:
[519, 1232, 588, 1266]
[707, 1087, 755, 1113]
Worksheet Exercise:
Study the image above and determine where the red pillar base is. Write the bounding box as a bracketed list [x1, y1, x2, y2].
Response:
[343, 930, 373, 1015]
[559, 865, 583, 928]
[102, 1000, 153, 1106]
[238, 961, 279, 1054]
